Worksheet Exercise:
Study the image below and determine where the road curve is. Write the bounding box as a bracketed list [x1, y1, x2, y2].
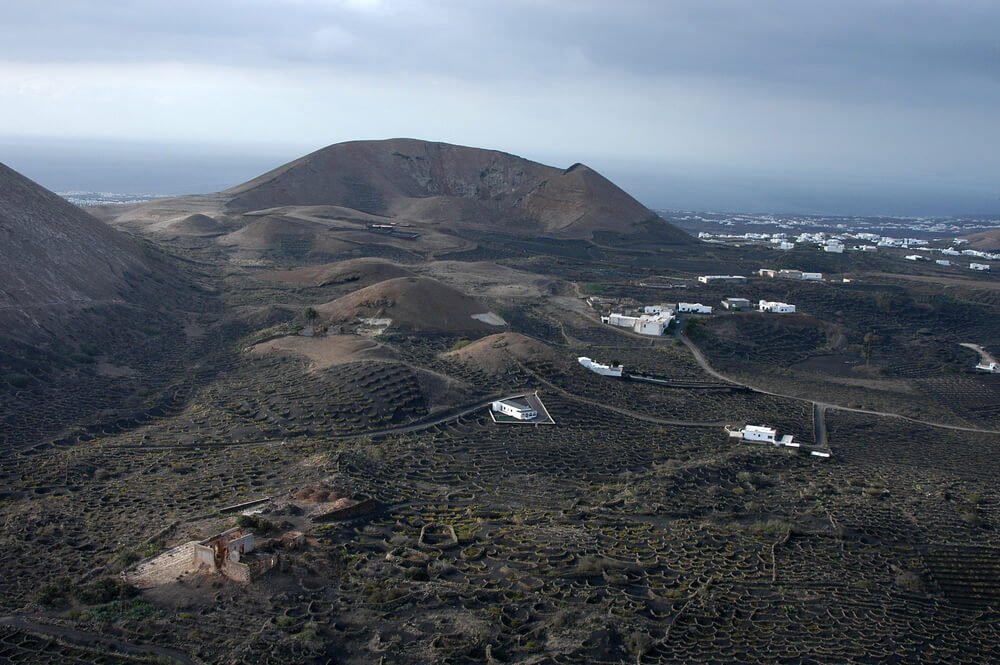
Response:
[678, 331, 1000, 436]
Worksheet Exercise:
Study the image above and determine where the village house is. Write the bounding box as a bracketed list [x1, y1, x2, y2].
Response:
[759, 300, 796, 313]
[698, 275, 747, 284]
[678, 302, 713, 314]
[578, 356, 624, 377]
[491, 398, 538, 420]
[602, 308, 675, 336]
[728, 424, 798, 448]
[970, 263, 991, 271]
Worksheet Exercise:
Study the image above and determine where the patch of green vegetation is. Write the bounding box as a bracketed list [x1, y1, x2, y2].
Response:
[37, 576, 71, 607]
[74, 577, 140, 605]
[450, 338, 472, 352]
[580, 282, 615, 296]
[88, 598, 157, 623]
[236, 514, 277, 534]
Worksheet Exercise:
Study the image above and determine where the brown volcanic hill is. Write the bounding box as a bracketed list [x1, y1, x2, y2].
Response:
[315, 276, 504, 333]
[442, 332, 564, 373]
[258, 258, 413, 288]
[0, 162, 153, 331]
[961, 229, 1000, 252]
[222, 139, 692, 242]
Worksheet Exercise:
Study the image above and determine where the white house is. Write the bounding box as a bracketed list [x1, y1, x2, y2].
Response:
[824, 240, 845, 253]
[678, 302, 713, 314]
[936, 259, 952, 266]
[643, 305, 665, 314]
[858, 245, 878, 252]
[492, 398, 538, 420]
[970, 263, 991, 271]
[976, 361, 1000, 373]
[698, 275, 747, 284]
[905, 255, 924, 261]
[604, 310, 674, 336]
[738, 425, 777, 443]
[606, 313, 640, 328]
[636, 313, 673, 336]
[777, 241, 795, 251]
[759, 300, 796, 313]
[729, 424, 798, 447]
[578, 357, 624, 377]
[800, 272, 823, 281]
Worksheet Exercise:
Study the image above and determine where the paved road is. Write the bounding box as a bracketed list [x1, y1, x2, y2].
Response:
[678, 330, 1000, 436]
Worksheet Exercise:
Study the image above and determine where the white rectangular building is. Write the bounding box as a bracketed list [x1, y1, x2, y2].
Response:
[492, 399, 538, 420]
[678, 302, 713, 314]
[800, 272, 823, 281]
[578, 357, 624, 377]
[970, 263, 991, 271]
[636, 313, 673, 335]
[740, 425, 777, 444]
[759, 300, 796, 313]
[698, 275, 747, 284]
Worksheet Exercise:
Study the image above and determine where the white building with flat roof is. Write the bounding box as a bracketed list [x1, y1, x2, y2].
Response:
[759, 300, 796, 313]
[678, 302, 713, 314]
[738, 425, 777, 443]
[492, 398, 538, 420]
[603, 310, 674, 336]
[578, 357, 624, 377]
[970, 263, 991, 271]
[698, 275, 747, 284]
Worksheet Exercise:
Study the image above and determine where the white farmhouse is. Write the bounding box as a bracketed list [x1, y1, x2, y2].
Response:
[578, 357, 624, 377]
[678, 302, 713, 314]
[759, 300, 796, 313]
[824, 240, 845, 253]
[800, 272, 823, 281]
[729, 424, 797, 447]
[636, 313, 673, 335]
[698, 275, 747, 284]
[970, 263, 991, 271]
[737, 425, 777, 443]
[604, 310, 675, 336]
[976, 361, 1000, 373]
[936, 260, 952, 266]
[492, 398, 538, 420]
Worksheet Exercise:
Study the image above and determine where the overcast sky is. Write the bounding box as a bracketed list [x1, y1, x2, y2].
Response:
[1, 0, 998, 214]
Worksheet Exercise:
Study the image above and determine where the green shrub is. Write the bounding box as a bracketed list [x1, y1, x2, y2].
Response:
[74, 578, 139, 605]
[236, 514, 276, 533]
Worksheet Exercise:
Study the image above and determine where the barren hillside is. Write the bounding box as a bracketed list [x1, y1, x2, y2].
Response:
[221, 139, 693, 242]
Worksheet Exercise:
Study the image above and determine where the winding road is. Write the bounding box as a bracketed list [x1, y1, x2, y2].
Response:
[677, 326, 1000, 437]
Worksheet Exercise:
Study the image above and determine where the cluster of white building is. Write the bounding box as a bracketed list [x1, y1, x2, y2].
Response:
[600, 301, 716, 338]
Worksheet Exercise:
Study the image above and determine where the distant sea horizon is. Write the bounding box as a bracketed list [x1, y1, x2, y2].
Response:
[4, 135, 999, 219]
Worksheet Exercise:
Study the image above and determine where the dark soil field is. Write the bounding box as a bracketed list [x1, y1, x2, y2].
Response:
[4, 146, 1000, 663]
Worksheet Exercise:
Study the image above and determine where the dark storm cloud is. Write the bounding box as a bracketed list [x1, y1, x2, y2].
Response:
[3, 0, 998, 102]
